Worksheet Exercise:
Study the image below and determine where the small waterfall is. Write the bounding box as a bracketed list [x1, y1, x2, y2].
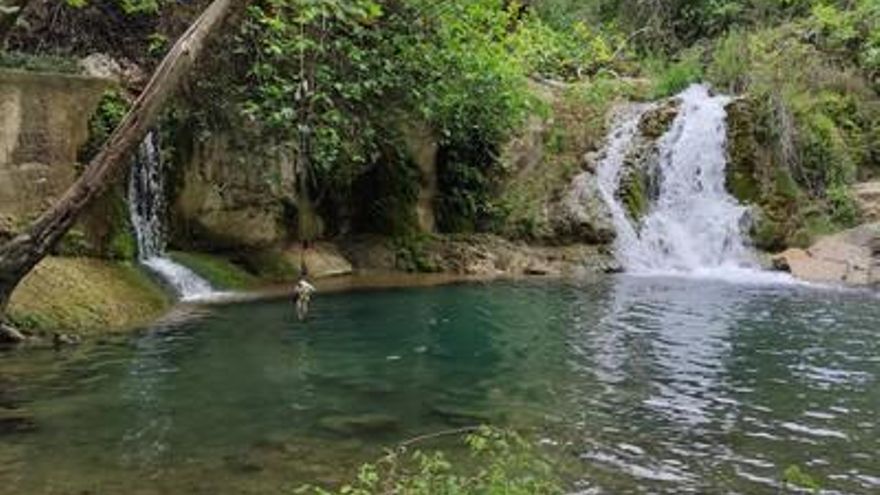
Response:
[129, 132, 214, 300]
[598, 84, 773, 280]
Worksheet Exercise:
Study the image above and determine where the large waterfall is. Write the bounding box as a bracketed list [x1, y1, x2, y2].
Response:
[598, 84, 771, 279]
[129, 132, 214, 301]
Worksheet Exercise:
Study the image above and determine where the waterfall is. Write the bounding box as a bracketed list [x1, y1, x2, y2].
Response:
[129, 132, 214, 301]
[598, 84, 777, 280]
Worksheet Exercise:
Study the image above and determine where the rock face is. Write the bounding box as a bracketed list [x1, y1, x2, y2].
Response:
[772, 223, 880, 286]
[402, 121, 439, 233]
[282, 243, 353, 278]
[0, 69, 111, 237]
[552, 171, 615, 243]
[172, 130, 294, 249]
[853, 181, 880, 223]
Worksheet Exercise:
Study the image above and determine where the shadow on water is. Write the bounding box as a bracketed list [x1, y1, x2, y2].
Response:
[0, 276, 878, 494]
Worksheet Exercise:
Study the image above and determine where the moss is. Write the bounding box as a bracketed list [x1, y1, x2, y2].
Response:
[7, 257, 170, 336]
[392, 234, 442, 273]
[168, 251, 259, 290]
[620, 170, 649, 222]
[79, 90, 130, 163]
[241, 249, 301, 283]
[108, 229, 138, 260]
[495, 79, 631, 240]
[724, 98, 762, 204]
[73, 187, 138, 260]
[639, 100, 679, 140]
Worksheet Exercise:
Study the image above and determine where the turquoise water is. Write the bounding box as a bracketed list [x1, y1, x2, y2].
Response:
[1, 276, 879, 493]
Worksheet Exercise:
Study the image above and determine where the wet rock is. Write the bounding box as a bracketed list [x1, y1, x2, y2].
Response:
[53, 332, 81, 347]
[524, 262, 551, 276]
[772, 223, 880, 286]
[638, 99, 680, 139]
[0, 324, 26, 344]
[318, 414, 400, 435]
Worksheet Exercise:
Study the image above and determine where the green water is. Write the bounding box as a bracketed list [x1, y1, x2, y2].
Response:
[1, 276, 879, 494]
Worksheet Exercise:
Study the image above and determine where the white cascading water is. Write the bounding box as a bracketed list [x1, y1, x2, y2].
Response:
[129, 132, 214, 301]
[598, 84, 785, 281]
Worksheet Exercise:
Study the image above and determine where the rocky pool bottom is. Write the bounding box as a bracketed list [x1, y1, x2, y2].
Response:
[1, 276, 879, 494]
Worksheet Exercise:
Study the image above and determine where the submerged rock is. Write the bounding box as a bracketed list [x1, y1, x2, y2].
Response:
[0, 408, 36, 435]
[429, 403, 493, 426]
[318, 413, 400, 435]
[772, 223, 880, 286]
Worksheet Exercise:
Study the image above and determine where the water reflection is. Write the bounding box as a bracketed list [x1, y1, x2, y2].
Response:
[1, 278, 878, 494]
[566, 276, 880, 493]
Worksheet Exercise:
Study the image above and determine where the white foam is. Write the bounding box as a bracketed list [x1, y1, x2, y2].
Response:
[129, 132, 216, 302]
[596, 84, 807, 287]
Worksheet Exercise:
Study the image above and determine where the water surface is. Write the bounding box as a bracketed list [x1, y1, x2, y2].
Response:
[1, 276, 878, 494]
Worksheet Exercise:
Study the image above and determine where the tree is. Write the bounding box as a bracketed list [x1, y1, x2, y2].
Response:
[0, 0, 32, 47]
[0, 0, 244, 341]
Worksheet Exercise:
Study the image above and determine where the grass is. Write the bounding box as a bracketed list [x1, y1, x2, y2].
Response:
[168, 251, 259, 290]
[0, 51, 81, 74]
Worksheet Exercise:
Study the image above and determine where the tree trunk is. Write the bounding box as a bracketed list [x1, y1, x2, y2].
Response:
[0, 0, 242, 326]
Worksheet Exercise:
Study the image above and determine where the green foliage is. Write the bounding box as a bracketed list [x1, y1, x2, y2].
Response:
[168, 252, 259, 290]
[81, 90, 130, 162]
[783, 464, 821, 492]
[392, 233, 439, 273]
[240, 0, 602, 234]
[241, 0, 402, 202]
[297, 427, 562, 495]
[64, 0, 164, 15]
[0, 51, 80, 73]
[706, 15, 878, 245]
[108, 229, 137, 260]
[646, 49, 704, 98]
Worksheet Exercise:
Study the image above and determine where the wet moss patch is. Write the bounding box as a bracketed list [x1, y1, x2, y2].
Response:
[7, 257, 171, 336]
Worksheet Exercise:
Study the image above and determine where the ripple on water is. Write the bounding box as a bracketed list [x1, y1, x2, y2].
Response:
[1, 278, 879, 494]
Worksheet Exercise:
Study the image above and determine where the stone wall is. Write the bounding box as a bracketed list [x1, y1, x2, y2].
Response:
[0, 69, 110, 237]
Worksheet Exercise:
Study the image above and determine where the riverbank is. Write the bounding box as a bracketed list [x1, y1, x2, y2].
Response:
[2, 235, 615, 344]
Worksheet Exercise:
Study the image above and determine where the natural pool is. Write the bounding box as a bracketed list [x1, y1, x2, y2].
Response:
[1, 276, 878, 494]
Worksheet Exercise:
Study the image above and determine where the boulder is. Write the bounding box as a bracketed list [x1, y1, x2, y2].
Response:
[551, 171, 616, 244]
[282, 243, 354, 278]
[0, 324, 26, 344]
[771, 223, 880, 286]
[318, 414, 400, 435]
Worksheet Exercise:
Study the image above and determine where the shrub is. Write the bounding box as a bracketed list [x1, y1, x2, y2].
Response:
[296, 427, 563, 495]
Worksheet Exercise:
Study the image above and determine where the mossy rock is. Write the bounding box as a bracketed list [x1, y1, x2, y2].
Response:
[619, 167, 650, 223]
[639, 99, 679, 139]
[724, 98, 762, 204]
[7, 257, 171, 336]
